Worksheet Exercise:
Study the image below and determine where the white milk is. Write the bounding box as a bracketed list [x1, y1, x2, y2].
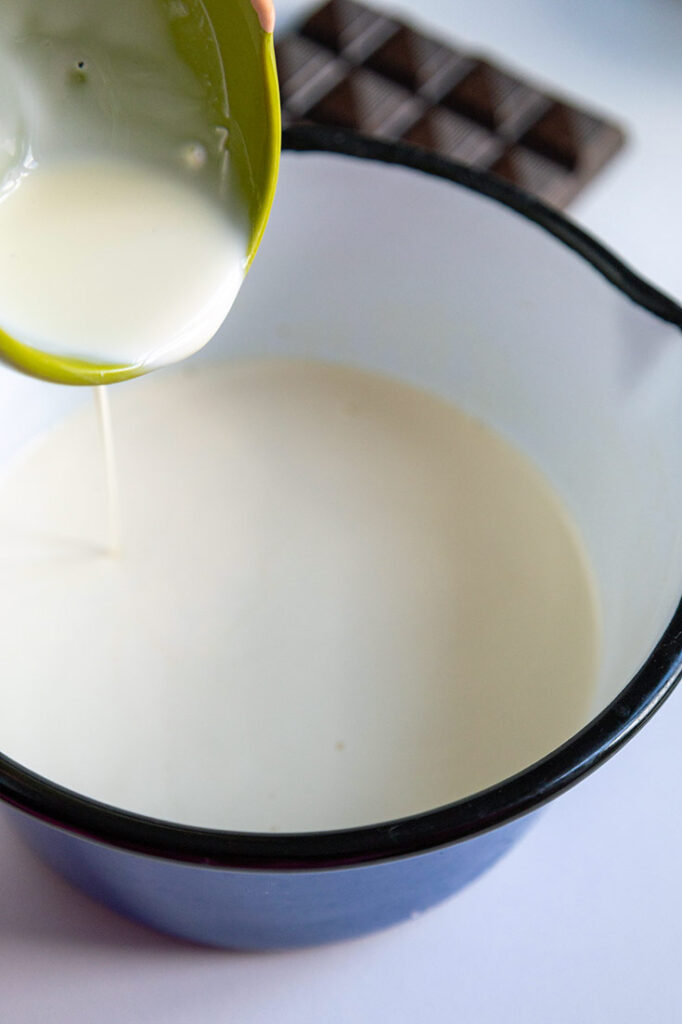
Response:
[0, 0, 247, 369]
[0, 359, 601, 832]
[0, 159, 246, 368]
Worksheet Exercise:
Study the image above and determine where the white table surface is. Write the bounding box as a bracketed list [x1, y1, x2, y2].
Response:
[2, 1, 682, 1020]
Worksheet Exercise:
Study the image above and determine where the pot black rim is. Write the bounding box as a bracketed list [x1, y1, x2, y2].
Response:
[1, 124, 681, 871]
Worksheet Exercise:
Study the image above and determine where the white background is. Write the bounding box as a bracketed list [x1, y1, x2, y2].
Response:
[2, 0, 682, 1019]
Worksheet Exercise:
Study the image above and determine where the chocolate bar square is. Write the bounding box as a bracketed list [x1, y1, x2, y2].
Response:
[521, 101, 625, 173]
[301, 0, 398, 63]
[441, 61, 549, 138]
[402, 108, 503, 168]
[306, 67, 421, 138]
[366, 26, 474, 101]
[490, 145, 576, 207]
[276, 36, 347, 117]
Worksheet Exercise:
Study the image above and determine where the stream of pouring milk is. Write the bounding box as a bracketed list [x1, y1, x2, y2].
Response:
[93, 388, 121, 555]
[0, 360, 600, 832]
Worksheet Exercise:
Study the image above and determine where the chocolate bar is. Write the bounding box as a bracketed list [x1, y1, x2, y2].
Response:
[276, 0, 625, 207]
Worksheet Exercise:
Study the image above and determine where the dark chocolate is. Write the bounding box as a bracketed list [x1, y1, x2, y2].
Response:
[521, 101, 625, 173]
[277, 1, 626, 207]
[301, 0, 398, 63]
[365, 26, 473, 101]
[490, 146, 576, 208]
[276, 36, 347, 120]
[306, 68, 420, 137]
[402, 108, 503, 167]
[441, 61, 549, 137]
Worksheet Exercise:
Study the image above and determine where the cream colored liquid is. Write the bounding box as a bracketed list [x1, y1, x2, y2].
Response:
[0, 360, 600, 832]
[93, 387, 121, 555]
[0, 159, 246, 367]
[0, 1, 247, 369]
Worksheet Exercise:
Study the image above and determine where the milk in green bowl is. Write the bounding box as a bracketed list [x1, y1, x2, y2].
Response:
[0, 0, 280, 385]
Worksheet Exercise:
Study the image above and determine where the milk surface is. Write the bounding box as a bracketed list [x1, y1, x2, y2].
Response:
[0, 0, 247, 369]
[0, 359, 600, 832]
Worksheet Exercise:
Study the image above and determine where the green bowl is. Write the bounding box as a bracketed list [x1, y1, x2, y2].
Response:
[0, 0, 281, 386]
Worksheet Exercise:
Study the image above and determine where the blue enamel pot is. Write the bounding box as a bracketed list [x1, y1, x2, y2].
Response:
[1, 127, 681, 949]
